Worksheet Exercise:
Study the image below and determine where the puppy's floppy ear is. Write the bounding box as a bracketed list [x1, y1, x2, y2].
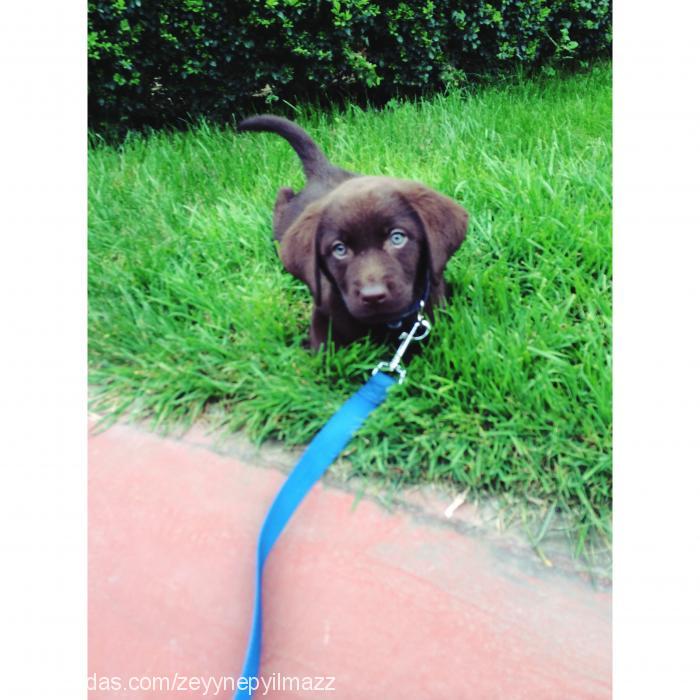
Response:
[400, 182, 468, 281]
[279, 200, 324, 302]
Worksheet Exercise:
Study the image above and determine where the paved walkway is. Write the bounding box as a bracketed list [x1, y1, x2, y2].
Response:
[88, 419, 611, 699]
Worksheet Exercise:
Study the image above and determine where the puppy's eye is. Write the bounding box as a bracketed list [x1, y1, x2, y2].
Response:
[389, 229, 407, 247]
[331, 242, 349, 259]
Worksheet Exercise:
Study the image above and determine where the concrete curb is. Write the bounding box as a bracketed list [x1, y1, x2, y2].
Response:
[89, 418, 611, 699]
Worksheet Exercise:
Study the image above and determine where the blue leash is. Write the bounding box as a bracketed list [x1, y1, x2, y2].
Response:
[233, 305, 431, 699]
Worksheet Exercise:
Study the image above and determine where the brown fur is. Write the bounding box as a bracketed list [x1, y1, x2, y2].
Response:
[238, 116, 468, 349]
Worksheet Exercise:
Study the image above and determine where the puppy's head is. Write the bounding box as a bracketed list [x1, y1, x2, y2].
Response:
[281, 176, 468, 322]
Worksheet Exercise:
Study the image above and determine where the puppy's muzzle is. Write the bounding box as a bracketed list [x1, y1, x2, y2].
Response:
[359, 283, 389, 306]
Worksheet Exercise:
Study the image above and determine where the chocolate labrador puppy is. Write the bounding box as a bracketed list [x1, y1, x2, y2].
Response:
[238, 115, 468, 349]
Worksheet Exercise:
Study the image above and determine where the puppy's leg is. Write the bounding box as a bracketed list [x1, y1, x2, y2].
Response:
[309, 308, 329, 351]
[273, 187, 295, 241]
[309, 308, 363, 349]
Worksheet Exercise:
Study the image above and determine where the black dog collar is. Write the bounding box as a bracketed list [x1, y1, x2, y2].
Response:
[384, 269, 431, 330]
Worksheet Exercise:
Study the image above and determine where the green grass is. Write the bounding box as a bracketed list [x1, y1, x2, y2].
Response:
[89, 63, 611, 548]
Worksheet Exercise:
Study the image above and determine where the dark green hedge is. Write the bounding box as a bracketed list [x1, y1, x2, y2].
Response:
[88, 0, 611, 134]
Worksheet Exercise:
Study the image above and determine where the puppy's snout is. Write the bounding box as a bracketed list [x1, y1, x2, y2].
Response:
[359, 283, 389, 306]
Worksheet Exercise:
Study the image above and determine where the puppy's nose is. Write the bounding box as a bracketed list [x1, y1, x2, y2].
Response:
[359, 283, 388, 305]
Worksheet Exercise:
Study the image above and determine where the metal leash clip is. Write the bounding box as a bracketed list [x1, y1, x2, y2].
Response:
[372, 301, 432, 384]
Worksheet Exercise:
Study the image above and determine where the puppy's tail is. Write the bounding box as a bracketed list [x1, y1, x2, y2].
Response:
[237, 115, 332, 182]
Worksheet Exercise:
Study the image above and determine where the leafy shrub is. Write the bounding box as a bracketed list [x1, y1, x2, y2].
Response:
[89, 0, 611, 134]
